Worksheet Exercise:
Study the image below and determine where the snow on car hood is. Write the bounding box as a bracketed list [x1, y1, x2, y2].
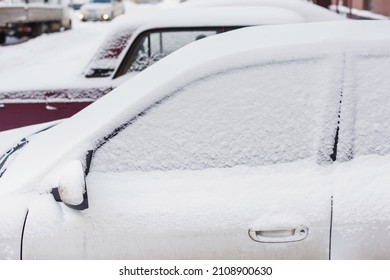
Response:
[1, 20, 390, 196]
[0, 121, 61, 156]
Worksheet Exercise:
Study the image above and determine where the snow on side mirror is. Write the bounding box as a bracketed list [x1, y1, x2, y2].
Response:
[52, 160, 89, 211]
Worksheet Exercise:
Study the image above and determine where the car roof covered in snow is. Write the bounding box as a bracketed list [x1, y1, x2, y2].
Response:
[180, 0, 346, 22]
[2, 20, 390, 195]
[110, 6, 306, 33]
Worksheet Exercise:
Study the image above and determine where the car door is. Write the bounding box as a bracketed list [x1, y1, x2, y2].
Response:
[23, 55, 341, 259]
[331, 53, 390, 259]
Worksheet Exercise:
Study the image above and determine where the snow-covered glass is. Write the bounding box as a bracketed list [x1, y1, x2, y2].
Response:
[92, 58, 340, 172]
[338, 55, 390, 159]
[85, 30, 134, 78]
[126, 30, 217, 73]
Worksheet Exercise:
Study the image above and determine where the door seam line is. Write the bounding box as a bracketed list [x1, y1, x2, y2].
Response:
[329, 196, 334, 260]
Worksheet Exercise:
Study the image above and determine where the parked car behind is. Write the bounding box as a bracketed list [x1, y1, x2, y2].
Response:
[0, 20, 389, 259]
[79, 0, 125, 21]
[0, 5, 337, 131]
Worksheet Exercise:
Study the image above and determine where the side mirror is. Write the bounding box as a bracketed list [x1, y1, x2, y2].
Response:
[52, 160, 89, 210]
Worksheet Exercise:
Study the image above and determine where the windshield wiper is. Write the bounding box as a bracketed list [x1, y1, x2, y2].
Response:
[0, 122, 58, 178]
[0, 138, 29, 178]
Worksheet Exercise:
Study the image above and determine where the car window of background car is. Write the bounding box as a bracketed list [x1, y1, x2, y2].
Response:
[338, 55, 390, 161]
[91, 57, 341, 173]
[122, 29, 220, 74]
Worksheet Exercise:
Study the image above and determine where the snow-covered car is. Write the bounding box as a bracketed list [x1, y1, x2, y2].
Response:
[1, 20, 390, 259]
[79, 0, 125, 21]
[0, 5, 341, 131]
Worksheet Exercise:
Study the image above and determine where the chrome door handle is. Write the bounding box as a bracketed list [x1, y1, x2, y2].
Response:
[248, 225, 309, 243]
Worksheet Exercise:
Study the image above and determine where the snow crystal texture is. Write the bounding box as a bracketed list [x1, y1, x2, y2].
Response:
[338, 54, 390, 160]
[92, 57, 340, 172]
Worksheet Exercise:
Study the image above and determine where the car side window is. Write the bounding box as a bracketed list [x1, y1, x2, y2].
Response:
[92, 57, 340, 173]
[338, 55, 390, 160]
[119, 29, 219, 74]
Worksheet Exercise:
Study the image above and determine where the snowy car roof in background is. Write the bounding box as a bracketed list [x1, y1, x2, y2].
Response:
[109, 6, 306, 33]
[2, 20, 390, 195]
[180, 0, 346, 22]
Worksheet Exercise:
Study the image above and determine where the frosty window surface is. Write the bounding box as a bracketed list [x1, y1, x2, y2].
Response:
[92, 58, 340, 172]
[340, 56, 390, 158]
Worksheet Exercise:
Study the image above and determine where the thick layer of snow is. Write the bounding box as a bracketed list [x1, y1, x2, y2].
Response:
[181, 0, 345, 22]
[110, 5, 306, 33]
[0, 120, 60, 156]
[58, 160, 85, 205]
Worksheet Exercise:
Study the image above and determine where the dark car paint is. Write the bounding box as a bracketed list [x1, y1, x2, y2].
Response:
[0, 88, 111, 131]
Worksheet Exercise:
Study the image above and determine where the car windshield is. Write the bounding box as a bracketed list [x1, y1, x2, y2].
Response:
[90, 0, 111, 3]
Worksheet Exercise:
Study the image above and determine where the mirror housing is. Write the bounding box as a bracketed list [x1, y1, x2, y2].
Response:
[52, 160, 89, 210]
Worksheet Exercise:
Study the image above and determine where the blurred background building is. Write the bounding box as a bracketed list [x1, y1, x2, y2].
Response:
[311, 0, 390, 18]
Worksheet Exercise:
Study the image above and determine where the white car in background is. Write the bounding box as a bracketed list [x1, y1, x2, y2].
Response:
[0, 20, 390, 259]
[79, 0, 125, 21]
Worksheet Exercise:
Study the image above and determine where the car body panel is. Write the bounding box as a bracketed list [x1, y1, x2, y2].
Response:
[24, 166, 332, 259]
[0, 193, 30, 260]
[0, 88, 109, 131]
[331, 53, 390, 259]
